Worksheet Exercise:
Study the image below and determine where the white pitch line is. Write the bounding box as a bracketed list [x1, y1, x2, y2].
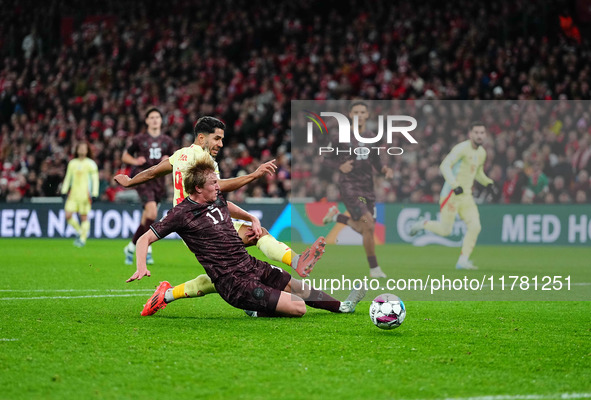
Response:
[0, 294, 150, 301]
[0, 338, 19, 341]
[433, 392, 591, 400]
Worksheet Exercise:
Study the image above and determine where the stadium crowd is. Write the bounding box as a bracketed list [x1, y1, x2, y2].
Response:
[0, 0, 590, 204]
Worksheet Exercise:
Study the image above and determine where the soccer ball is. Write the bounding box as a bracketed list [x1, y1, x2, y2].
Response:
[369, 293, 406, 330]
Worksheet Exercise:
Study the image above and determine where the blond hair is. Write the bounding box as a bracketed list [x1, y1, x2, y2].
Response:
[183, 155, 217, 195]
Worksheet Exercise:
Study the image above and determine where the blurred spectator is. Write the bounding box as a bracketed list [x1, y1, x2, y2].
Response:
[550, 175, 567, 199]
[0, 0, 589, 204]
[21, 28, 41, 60]
[558, 191, 573, 204]
[502, 162, 528, 203]
[573, 169, 590, 195]
[524, 161, 550, 203]
[575, 189, 588, 203]
[544, 192, 556, 204]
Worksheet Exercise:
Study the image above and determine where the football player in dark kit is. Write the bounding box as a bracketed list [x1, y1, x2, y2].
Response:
[126, 156, 365, 317]
[322, 101, 394, 278]
[122, 107, 176, 265]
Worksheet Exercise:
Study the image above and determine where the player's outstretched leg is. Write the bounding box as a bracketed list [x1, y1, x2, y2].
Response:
[164, 274, 217, 302]
[252, 231, 293, 268]
[290, 278, 365, 313]
[240, 224, 324, 278]
[322, 207, 386, 278]
[140, 275, 217, 316]
[246, 278, 366, 318]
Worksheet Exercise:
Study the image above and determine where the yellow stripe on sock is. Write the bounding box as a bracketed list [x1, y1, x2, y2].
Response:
[282, 250, 294, 267]
[172, 283, 186, 299]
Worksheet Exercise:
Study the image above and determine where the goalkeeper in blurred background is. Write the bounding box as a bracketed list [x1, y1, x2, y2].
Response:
[410, 122, 498, 270]
[60, 142, 99, 247]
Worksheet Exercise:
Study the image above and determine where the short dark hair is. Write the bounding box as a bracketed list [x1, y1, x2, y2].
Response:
[183, 155, 217, 195]
[193, 116, 226, 136]
[144, 107, 163, 120]
[470, 121, 486, 130]
[349, 101, 369, 112]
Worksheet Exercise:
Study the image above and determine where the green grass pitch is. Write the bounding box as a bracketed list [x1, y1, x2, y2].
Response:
[1, 238, 590, 400]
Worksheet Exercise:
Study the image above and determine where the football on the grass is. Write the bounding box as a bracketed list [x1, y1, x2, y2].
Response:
[369, 293, 406, 330]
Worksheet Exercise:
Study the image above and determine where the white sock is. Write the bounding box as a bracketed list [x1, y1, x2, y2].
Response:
[148, 245, 153, 254]
[291, 254, 300, 270]
[164, 288, 174, 303]
[458, 254, 469, 264]
[126, 242, 136, 252]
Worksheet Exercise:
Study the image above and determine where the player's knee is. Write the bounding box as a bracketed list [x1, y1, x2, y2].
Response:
[468, 220, 481, 234]
[441, 223, 454, 236]
[360, 218, 375, 233]
[278, 295, 306, 317]
[291, 302, 306, 317]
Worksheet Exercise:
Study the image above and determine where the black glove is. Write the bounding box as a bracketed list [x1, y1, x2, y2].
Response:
[91, 196, 98, 202]
[453, 186, 463, 195]
[487, 183, 499, 197]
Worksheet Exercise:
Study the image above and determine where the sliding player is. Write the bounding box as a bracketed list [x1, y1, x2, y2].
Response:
[126, 156, 365, 317]
[115, 117, 324, 314]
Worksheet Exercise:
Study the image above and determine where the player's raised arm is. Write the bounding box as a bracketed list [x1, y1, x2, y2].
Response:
[227, 201, 262, 239]
[218, 159, 277, 192]
[121, 149, 146, 167]
[114, 158, 173, 188]
[126, 229, 160, 282]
